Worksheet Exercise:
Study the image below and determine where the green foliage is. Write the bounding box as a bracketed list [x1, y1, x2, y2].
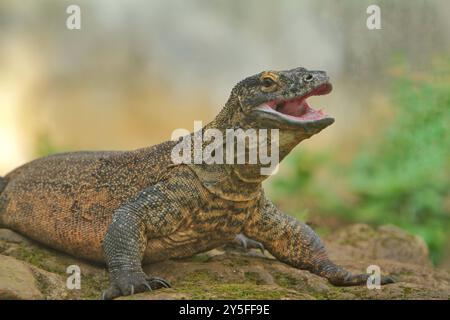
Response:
[347, 74, 450, 264]
[270, 151, 325, 198]
[269, 151, 330, 222]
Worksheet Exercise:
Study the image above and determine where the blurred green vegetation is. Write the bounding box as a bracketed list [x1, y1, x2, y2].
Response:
[35, 133, 61, 158]
[271, 61, 450, 264]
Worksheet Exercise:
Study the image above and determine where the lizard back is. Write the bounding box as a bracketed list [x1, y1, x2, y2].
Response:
[0, 140, 177, 262]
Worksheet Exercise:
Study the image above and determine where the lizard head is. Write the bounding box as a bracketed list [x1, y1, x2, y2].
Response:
[228, 67, 334, 136]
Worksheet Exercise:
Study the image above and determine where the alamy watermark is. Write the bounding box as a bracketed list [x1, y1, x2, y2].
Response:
[66, 265, 81, 290]
[366, 5, 381, 30]
[66, 5, 81, 30]
[170, 121, 279, 175]
[366, 265, 381, 290]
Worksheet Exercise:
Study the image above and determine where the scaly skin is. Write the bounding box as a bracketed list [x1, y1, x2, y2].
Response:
[0, 67, 393, 299]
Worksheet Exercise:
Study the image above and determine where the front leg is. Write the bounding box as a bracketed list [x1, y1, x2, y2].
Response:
[102, 181, 192, 299]
[244, 194, 394, 286]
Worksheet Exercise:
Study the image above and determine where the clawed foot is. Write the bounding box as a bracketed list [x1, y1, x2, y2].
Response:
[101, 270, 171, 300]
[233, 233, 265, 254]
[328, 271, 395, 286]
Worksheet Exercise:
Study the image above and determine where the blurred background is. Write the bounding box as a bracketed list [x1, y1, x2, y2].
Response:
[0, 0, 449, 266]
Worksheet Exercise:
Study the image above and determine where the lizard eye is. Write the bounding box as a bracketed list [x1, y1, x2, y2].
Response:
[260, 72, 279, 92]
[262, 77, 276, 87]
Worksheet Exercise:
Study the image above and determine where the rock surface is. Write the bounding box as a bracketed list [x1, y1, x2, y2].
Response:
[0, 254, 43, 299]
[0, 225, 448, 300]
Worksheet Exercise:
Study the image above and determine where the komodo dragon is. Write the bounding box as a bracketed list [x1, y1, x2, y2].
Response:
[0, 67, 393, 299]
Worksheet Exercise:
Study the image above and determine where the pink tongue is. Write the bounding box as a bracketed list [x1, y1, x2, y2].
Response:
[278, 99, 309, 117]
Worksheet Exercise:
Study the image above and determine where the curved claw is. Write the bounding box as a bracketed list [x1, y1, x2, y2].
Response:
[381, 275, 396, 284]
[148, 277, 171, 289]
[143, 283, 153, 292]
[101, 285, 122, 300]
[234, 234, 265, 255]
[255, 242, 265, 255]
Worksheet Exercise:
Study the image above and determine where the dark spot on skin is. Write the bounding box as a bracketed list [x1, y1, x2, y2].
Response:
[71, 201, 81, 215]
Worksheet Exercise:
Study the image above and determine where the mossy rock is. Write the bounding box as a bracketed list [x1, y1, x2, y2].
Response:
[0, 225, 448, 300]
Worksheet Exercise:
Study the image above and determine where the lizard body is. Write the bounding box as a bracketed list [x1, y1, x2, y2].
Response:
[0, 67, 393, 299]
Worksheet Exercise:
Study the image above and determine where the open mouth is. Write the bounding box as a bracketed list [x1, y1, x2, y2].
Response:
[255, 83, 333, 123]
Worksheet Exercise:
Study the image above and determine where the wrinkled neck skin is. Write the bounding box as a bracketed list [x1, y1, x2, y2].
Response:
[186, 96, 312, 202]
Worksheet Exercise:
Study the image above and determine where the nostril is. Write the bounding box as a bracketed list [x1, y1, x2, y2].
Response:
[304, 74, 314, 82]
